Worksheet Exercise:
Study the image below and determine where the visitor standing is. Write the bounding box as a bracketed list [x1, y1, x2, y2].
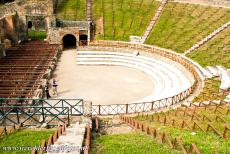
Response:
[45, 83, 51, 99]
[52, 78, 58, 96]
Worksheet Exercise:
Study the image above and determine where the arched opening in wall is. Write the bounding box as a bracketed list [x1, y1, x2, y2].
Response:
[79, 35, 88, 46]
[62, 34, 76, 49]
[28, 21, 32, 29]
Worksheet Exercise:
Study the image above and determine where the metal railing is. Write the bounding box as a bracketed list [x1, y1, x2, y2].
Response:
[0, 98, 84, 126]
[92, 84, 195, 115]
[0, 98, 84, 116]
[0, 106, 70, 126]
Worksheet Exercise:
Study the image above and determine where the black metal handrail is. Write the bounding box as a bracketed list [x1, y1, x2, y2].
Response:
[0, 106, 70, 126]
[0, 98, 84, 116]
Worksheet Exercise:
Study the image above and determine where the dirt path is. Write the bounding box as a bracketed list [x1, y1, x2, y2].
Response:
[100, 117, 134, 135]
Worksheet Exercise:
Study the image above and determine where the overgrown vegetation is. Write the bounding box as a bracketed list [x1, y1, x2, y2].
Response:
[56, 0, 86, 20]
[188, 27, 230, 68]
[146, 2, 230, 53]
[0, 129, 54, 154]
[93, 0, 159, 41]
[193, 78, 228, 102]
[28, 31, 47, 40]
[90, 132, 180, 154]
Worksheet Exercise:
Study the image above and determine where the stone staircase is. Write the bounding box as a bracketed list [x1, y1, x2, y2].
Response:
[182, 96, 230, 107]
[201, 65, 230, 90]
[184, 21, 230, 55]
[47, 117, 91, 154]
[140, 0, 168, 44]
[86, 0, 92, 21]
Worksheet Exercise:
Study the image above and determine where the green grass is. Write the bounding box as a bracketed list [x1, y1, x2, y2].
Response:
[56, 0, 86, 20]
[90, 132, 180, 154]
[134, 113, 230, 153]
[0, 129, 54, 154]
[193, 77, 228, 102]
[146, 2, 230, 53]
[93, 0, 160, 41]
[188, 26, 230, 68]
[164, 127, 230, 153]
[28, 31, 47, 40]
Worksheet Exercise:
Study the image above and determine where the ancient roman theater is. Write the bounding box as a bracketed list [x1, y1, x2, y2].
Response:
[0, 0, 229, 153]
[52, 43, 199, 115]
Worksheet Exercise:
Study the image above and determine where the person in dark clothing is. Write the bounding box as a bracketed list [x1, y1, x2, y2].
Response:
[45, 83, 51, 99]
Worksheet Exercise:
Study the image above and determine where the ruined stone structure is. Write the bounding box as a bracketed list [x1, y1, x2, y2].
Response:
[0, 0, 54, 56]
[0, 0, 93, 56]
[48, 20, 91, 47]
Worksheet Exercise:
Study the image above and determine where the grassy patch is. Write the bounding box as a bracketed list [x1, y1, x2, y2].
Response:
[146, 2, 230, 53]
[56, 0, 86, 20]
[134, 112, 230, 153]
[193, 77, 228, 102]
[188, 27, 230, 68]
[28, 31, 47, 40]
[90, 132, 180, 154]
[0, 129, 54, 154]
[164, 127, 229, 153]
[93, 0, 160, 41]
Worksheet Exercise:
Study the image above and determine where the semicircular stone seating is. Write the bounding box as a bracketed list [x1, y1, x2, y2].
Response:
[203, 66, 230, 90]
[77, 50, 195, 105]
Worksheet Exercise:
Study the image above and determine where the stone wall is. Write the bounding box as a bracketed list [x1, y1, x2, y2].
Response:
[24, 0, 53, 16]
[0, 0, 54, 44]
[48, 27, 80, 45]
[48, 26, 90, 46]
[0, 0, 92, 47]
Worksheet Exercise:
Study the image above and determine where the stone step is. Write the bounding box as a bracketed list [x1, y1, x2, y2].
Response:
[77, 51, 194, 103]
[47, 120, 91, 154]
[184, 21, 230, 55]
[140, 0, 169, 43]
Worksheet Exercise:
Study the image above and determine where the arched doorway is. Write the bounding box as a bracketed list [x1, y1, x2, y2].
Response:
[62, 34, 76, 49]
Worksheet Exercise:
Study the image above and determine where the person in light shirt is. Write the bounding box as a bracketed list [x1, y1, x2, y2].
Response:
[52, 78, 58, 96]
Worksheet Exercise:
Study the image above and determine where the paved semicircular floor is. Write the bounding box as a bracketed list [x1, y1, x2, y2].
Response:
[52, 49, 154, 105]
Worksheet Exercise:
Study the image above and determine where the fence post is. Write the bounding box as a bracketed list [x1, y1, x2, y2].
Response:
[151, 102, 154, 110]
[16, 107, 20, 124]
[47, 134, 53, 146]
[172, 119, 175, 127]
[67, 109, 70, 126]
[163, 116, 167, 125]
[95, 117, 99, 132]
[41, 106, 45, 123]
[181, 120, 185, 128]
[98, 105, 101, 115]
[126, 104, 128, 114]
[4, 127, 7, 135]
[223, 127, 229, 140]
[39, 139, 47, 154]
[189, 143, 201, 154]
